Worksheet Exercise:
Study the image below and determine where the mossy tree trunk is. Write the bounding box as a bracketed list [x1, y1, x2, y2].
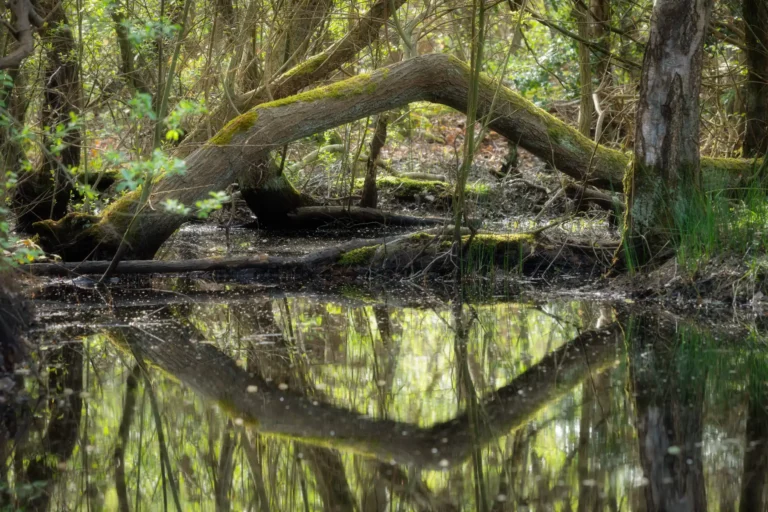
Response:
[743, 0, 768, 157]
[34, 53, 756, 261]
[626, 0, 713, 260]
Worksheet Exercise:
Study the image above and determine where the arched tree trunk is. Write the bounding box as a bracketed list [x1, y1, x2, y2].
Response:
[34, 54, 755, 261]
[743, 0, 768, 157]
[626, 0, 713, 260]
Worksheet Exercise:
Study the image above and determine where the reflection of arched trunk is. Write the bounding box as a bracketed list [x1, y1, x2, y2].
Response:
[739, 355, 768, 512]
[628, 317, 707, 512]
[109, 310, 619, 469]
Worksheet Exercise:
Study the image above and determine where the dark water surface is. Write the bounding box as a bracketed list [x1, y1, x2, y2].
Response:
[5, 282, 767, 511]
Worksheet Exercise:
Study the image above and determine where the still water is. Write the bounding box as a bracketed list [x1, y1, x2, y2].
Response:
[5, 283, 766, 511]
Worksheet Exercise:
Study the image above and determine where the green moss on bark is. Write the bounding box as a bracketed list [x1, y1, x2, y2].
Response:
[257, 70, 389, 110]
[338, 245, 379, 265]
[209, 110, 260, 146]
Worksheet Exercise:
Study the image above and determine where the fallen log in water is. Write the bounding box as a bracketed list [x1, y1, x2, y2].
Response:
[22, 228, 616, 278]
[20, 237, 398, 277]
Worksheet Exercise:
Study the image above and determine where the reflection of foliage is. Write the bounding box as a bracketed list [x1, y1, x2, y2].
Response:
[16, 296, 763, 510]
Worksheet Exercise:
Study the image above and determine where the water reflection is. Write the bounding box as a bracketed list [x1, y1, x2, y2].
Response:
[3, 290, 766, 510]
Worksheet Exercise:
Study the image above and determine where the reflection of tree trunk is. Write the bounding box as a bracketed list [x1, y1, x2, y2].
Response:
[577, 381, 597, 512]
[115, 364, 141, 512]
[0, 274, 29, 509]
[214, 421, 237, 512]
[235, 300, 356, 512]
[21, 344, 83, 512]
[110, 319, 620, 468]
[739, 356, 768, 512]
[629, 317, 707, 512]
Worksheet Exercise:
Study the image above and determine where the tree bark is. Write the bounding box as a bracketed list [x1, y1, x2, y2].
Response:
[627, 0, 713, 258]
[34, 53, 753, 261]
[743, 0, 768, 157]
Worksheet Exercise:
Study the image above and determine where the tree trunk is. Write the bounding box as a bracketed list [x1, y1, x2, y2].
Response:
[359, 114, 389, 208]
[743, 0, 768, 157]
[575, 2, 593, 137]
[627, 0, 713, 259]
[34, 54, 753, 261]
[590, 0, 612, 82]
[12, 1, 81, 233]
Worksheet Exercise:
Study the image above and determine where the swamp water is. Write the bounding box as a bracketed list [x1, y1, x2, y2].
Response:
[7, 281, 767, 511]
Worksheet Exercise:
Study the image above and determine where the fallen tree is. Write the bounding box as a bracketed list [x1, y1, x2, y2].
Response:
[33, 53, 758, 261]
[22, 228, 610, 277]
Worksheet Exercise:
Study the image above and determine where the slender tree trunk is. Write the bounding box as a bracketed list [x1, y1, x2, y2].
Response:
[179, 0, 409, 151]
[743, 0, 768, 157]
[360, 114, 389, 208]
[575, 2, 593, 137]
[627, 0, 713, 259]
[12, 1, 81, 233]
[590, 0, 611, 82]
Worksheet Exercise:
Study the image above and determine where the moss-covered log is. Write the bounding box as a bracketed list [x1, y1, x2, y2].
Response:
[336, 231, 614, 274]
[36, 54, 758, 261]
